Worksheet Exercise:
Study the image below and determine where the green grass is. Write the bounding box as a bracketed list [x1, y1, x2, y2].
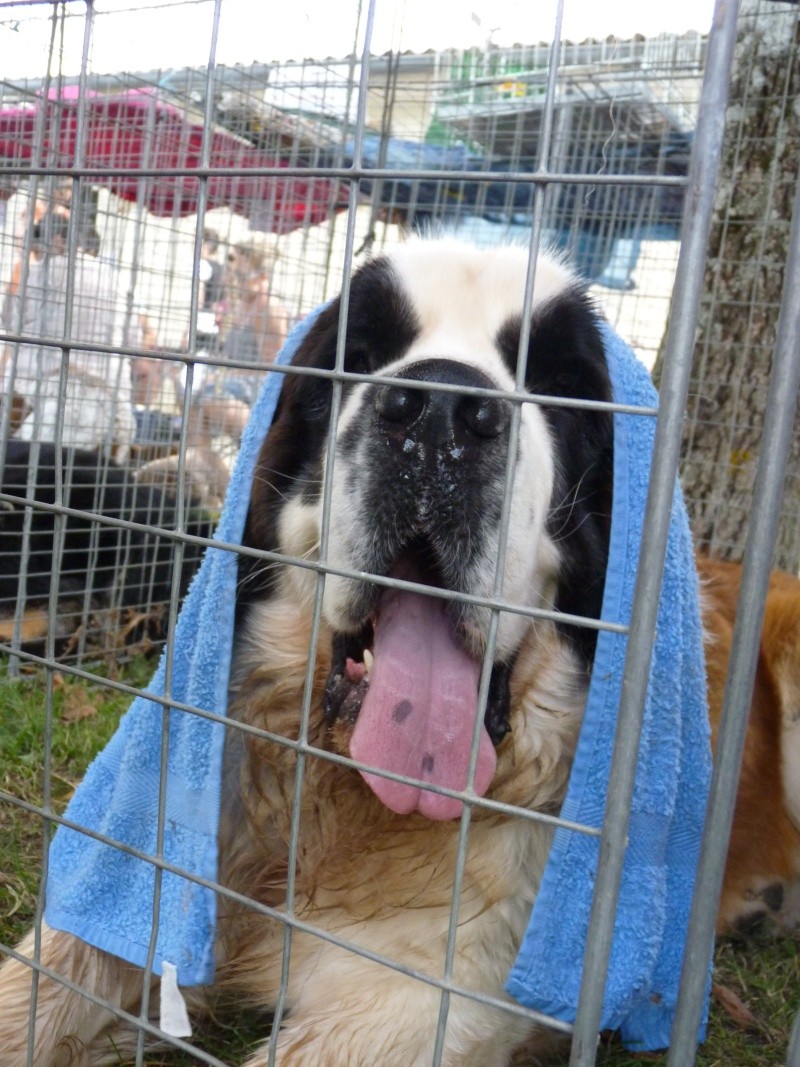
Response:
[0, 659, 153, 945]
[596, 935, 800, 1066]
[1, 661, 798, 1066]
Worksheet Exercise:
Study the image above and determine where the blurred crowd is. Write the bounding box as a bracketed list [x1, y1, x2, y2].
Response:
[0, 186, 289, 466]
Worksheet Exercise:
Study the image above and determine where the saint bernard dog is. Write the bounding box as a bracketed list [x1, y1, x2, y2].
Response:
[1, 239, 799, 1066]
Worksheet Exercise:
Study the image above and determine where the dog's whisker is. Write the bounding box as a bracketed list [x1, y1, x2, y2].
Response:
[547, 466, 598, 542]
[249, 468, 322, 504]
[549, 508, 606, 547]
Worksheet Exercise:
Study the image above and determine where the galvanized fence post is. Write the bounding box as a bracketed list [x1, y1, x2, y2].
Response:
[667, 143, 800, 1067]
[568, 2, 741, 1063]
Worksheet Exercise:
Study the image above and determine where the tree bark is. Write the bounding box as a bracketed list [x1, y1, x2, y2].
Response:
[655, 0, 800, 569]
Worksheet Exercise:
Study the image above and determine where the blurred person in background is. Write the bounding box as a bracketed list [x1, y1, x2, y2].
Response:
[195, 227, 226, 354]
[182, 227, 227, 398]
[1, 211, 137, 460]
[3, 182, 73, 308]
[189, 234, 289, 447]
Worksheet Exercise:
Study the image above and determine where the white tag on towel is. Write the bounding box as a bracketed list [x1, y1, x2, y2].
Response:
[159, 960, 192, 1038]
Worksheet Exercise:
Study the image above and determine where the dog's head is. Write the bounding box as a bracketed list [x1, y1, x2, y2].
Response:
[241, 240, 613, 820]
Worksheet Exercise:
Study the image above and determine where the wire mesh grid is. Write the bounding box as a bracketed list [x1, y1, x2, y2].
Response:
[0, 0, 798, 1064]
[0, 13, 710, 658]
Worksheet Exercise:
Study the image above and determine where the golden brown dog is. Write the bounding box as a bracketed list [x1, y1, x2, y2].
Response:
[698, 555, 800, 934]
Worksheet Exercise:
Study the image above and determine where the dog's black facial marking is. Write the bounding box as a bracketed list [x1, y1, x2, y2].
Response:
[761, 882, 785, 914]
[496, 290, 614, 670]
[239, 257, 420, 602]
[336, 360, 512, 628]
[732, 911, 769, 938]
[485, 659, 514, 745]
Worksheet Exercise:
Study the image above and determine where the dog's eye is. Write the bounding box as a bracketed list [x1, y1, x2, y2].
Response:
[347, 347, 372, 376]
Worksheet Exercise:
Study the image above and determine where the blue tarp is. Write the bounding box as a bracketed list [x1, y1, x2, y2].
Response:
[331, 130, 690, 284]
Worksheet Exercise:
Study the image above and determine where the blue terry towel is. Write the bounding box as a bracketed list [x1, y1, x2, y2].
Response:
[506, 323, 713, 1050]
[44, 310, 321, 985]
[45, 312, 712, 1048]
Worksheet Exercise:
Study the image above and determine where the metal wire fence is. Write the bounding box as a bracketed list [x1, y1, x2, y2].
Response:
[0, 13, 711, 655]
[0, 0, 798, 1064]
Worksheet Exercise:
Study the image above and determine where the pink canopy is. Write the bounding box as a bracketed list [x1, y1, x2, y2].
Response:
[0, 87, 346, 232]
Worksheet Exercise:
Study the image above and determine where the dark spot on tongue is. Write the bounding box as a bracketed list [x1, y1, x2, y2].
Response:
[392, 699, 413, 724]
[349, 589, 496, 820]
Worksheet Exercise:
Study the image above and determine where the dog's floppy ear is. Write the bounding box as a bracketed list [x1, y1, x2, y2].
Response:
[498, 288, 614, 669]
[238, 298, 344, 601]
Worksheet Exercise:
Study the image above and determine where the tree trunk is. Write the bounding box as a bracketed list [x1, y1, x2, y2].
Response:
[656, 0, 800, 569]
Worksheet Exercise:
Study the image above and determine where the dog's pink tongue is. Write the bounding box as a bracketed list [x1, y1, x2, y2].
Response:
[349, 590, 496, 821]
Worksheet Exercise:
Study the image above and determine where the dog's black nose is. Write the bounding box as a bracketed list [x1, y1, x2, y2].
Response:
[374, 358, 508, 449]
